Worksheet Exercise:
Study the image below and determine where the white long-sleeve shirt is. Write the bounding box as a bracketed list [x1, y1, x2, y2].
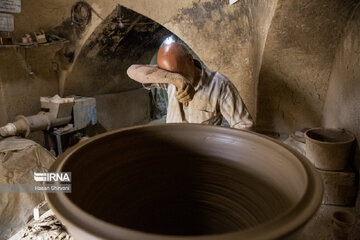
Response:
[147, 67, 254, 129]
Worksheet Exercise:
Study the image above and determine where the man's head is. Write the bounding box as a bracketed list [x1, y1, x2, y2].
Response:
[157, 42, 196, 82]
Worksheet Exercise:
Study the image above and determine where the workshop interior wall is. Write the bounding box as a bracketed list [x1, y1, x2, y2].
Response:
[159, 0, 278, 120]
[52, 0, 279, 122]
[256, 0, 358, 134]
[0, 0, 359, 138]
[0, 46, 61, 142]
[0, 0, 278, 135]
[323, 7, 360, 171]
[322, 5, 360, 213]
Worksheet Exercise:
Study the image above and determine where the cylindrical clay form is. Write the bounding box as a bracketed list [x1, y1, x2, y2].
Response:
[305, 128, 355, 170]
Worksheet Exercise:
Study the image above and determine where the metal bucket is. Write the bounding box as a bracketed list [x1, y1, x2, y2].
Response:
[46, 124, 323, 240]
[305, 128, 355, 170]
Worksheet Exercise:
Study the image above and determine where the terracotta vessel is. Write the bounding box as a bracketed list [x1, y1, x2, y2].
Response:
[305, 128, 355, 170]
[331, 210, 356, 240]
[46, 124, 323, 240]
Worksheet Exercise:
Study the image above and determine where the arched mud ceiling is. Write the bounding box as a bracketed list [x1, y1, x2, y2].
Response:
[113, 0, 278, 120]
[6, 0, 356, 134]
[55, 0, 278, 120]
[0, 0, 277, 141]
[63, 6, 173, 96]
[1, 0, 360, 141]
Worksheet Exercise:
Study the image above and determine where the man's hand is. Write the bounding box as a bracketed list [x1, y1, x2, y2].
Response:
[175, 82, 195, 107]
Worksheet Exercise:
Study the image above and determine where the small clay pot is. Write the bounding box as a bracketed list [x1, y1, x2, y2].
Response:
[331, 210, 356, 240]
[305, 128, 355, 170]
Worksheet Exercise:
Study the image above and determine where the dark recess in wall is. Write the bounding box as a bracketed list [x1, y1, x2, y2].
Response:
[63, 6, 173, 96]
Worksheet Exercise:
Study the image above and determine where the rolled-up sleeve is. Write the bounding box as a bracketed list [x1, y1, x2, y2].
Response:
[219, 83, 254, 129]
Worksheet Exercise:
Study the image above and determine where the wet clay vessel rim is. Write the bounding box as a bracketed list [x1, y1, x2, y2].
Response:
[46, 123, 323, 240]
[46, 124, 322, 239]
[304, 127, 355, 145]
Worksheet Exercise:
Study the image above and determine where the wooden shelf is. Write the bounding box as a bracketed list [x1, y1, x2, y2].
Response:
[0, 39, 69, 48]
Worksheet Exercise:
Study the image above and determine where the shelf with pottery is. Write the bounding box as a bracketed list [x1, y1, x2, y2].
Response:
[0, 39, 69, 48]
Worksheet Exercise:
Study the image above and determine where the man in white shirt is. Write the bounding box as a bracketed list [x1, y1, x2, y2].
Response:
[146, 42, 254, 130]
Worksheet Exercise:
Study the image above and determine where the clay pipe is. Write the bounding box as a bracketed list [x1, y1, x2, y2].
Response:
[127, 64, 190, 106]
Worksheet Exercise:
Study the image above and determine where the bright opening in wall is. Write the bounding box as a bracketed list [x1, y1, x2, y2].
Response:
[163, 35, 175, 45]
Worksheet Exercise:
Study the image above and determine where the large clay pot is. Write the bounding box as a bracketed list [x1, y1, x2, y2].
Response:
[46, 124, 323, 240]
